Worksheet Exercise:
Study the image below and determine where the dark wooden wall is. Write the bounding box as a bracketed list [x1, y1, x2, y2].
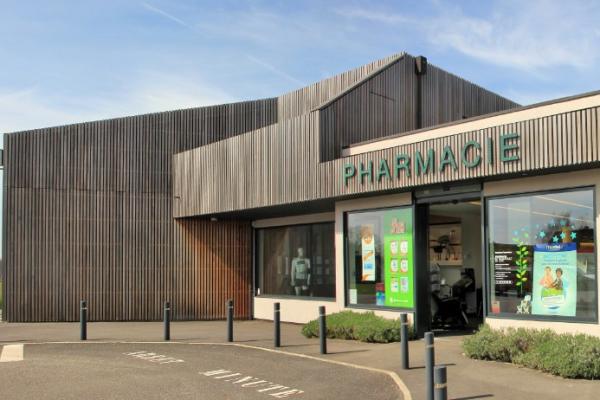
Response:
[173, 54, 519, 217]
[174, 102, 600, 218]
[173, 219, 252, 320]
[326, 106, 600, 196]
[319, 55, 518, 160]
[3, 100, 272, 321]
[2, 52, 524, 322]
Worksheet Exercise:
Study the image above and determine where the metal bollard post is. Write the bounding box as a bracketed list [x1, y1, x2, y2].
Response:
[319, 306, 327, 355]
[274, 302, 281, 348]
[80, 300, 87, 341]
[434, 365, 448, 400]
[226, 299, 234, 342]
[164, 301, 171, 341]
[400, 313, 409, 369]
[425, 332, 435, 400]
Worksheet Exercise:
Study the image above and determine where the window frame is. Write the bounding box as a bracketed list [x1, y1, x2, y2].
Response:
[343, 205, 417, 312]
[484, 185, 598, 324]
[254, 221, 336, 300]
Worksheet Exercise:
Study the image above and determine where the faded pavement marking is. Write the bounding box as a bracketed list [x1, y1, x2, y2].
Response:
[200, 369, 304, 398]
[0, 344, 24, 362]
[123, 350, 185, 365]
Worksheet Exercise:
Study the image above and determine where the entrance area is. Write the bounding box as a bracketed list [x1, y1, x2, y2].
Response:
[427, 199, 483, 332]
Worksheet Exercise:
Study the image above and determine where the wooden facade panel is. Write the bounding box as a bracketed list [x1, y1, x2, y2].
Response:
[172, 219, 252, 320]
[5, 99, 277, 193]
[3, 187, 252, 321]
[277, 53, 401, 121]
[174, 105, 600, 217]
[3, 98, 273, 321]
[330, 108, 600, 198]
[319, 55, 518, 161]
[173, 54, 520, 216]
[3, 52, 529, 322]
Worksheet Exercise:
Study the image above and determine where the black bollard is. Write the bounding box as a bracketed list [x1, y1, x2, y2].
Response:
[400, 313, 409, 369]
[274, 302, 281, 348]
[164, 301, 171, 341]
[434, 365, 448, 400]
[425, 332, 435, 400]
[226, 299, 234, 342]
[80, 300, 87, 341]
[319, 306, 327, 354]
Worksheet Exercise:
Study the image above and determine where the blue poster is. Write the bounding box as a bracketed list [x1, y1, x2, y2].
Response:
[532, 243, 577, 317]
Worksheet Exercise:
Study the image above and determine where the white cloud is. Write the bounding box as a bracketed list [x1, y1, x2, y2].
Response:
[501, 87, 580, 107]
[141, 2, 192, 29]
[0, 88, 81, 133]
[334, 8, 412, 24]
[246, 55, 305, 86]
[337, 1, 600, 72]
[0, 72, 235, 133]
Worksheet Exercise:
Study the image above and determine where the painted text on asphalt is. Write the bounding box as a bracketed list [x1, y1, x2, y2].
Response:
[201, 369, 304, 398]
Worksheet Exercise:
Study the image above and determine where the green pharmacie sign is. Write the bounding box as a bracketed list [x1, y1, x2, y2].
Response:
[343, 133, 520, 186]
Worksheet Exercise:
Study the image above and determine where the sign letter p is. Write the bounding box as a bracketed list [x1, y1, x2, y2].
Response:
[343, 164, 356, 186]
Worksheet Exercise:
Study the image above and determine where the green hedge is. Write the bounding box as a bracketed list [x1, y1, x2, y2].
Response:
[301, 310, 414, 343]
[463, 325, 600, 379]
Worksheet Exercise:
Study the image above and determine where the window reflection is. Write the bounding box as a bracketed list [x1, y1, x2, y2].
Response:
[487, 188, 596, 320]
[257, 223, 335, 298]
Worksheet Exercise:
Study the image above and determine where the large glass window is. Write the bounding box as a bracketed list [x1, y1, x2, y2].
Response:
[487, 188, 596, 321]
[346, 207, 414, 309]
[257, 223, 335, 298]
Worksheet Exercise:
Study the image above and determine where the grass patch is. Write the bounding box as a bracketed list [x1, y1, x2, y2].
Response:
[463, 324, 600, 379]
[301, 310, 414, 343]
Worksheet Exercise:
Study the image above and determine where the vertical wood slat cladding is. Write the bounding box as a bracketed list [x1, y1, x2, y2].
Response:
[173, 55, 519, 217]
[319, 55, 518, 161]
[174, 105, 600, 217]
[2, 52, 528, 322]
[328, 107, 600, 197]
[277, 53, 401, 121]
[3, 99, 272, 322]
[173, 219, 252, 320]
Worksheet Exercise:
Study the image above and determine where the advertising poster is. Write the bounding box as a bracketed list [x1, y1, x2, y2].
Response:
[383, 208, 414, 308]
[532, 243, 577, 317]
[492, 245, 517, 294]
[360, 224, 376, 282]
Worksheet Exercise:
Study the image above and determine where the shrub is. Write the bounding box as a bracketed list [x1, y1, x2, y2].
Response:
[301, 310, 413, 343]
[463, 324, 600, 379]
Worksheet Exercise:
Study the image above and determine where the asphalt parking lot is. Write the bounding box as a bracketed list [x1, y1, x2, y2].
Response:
[0, 342, 401, 400]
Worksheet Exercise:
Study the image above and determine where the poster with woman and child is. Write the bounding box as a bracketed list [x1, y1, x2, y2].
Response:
[532, 242, 577, 317]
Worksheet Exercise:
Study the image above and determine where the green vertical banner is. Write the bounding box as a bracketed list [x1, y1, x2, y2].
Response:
[383, 208, 414, 308]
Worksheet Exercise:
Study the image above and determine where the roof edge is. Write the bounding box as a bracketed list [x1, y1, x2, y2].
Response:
[310, 53, 407, 112]
[343, 89, 600, 156]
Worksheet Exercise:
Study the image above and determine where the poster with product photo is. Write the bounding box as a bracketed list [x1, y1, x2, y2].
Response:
[532, 243, 577, 317]
[383, 208, 414, 308]
[360, 224, 376, 282]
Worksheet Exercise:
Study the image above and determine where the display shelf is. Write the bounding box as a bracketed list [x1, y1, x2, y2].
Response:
[429, 222, 463, 264]
[434, 260, 463, 266]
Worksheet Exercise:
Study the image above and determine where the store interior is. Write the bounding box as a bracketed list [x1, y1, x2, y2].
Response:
[428, 200, 483, 330]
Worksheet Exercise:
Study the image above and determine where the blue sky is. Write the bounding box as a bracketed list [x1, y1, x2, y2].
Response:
[2, 0, 600, 135]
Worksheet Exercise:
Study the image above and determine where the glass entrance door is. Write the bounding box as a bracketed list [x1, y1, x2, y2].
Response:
[414, 195, 483, 336]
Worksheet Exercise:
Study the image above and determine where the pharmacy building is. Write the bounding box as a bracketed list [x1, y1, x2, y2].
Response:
[3, 52, 600, 337]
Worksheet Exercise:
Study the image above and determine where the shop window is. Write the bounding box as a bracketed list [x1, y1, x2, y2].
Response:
[257, 223, 335, 298]
[487, 188, 597, 321]
[345, 207, 414, 309]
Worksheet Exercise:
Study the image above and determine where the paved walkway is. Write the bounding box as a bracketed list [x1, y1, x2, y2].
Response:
[1, 320, 599, 400]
